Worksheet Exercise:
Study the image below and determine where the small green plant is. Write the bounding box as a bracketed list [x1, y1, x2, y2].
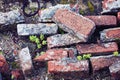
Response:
[29, 34, 47, 49]
[0, 51, 3, 55]
[77, 54, 92, 60]
[77, 56, 82, 61]
[113, 51, 119, 56]
[79, 9, 84, 15]
[87, 1, 94, 12]
[11, 75, 15, 80]
[40, 51, 45, 55]
[59, 28, 65, 34]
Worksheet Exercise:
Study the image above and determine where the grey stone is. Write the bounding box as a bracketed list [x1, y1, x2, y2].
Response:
[17, 23, 58, 36]
[47, 33, 83, 48]
[18, 47, 33, 76]
[0, 10, 24, 25]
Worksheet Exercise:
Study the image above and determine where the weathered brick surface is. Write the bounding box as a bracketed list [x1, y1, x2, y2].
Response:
[100, 27, 120, 42]
[0, 54, 9, 74]
[53, 9, 95, 42]
[11, 69, 25, 80]
[34, 48, 76, 62]
[48, 60, 89, 78]
[117, 12, 120, 23]
[76, 42, 118, 55]
[18, 47, 33, 76]
[17, 23, 58, 36]
[109, 61, 120, 79]
[85, 15, 117, 26]
[90, 55, 120, 72]
[0, 10, 24, 25]
[47, 34, 83, 48]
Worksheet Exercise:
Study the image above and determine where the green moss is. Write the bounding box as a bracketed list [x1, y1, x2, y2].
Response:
[42, 40, 47, 45]
[40, 34, 44, 41]
[113, 51, 119, 56]
[79, 9, 84, 15]
[77, 56, 82, 60]
[87, 1, 94, 12]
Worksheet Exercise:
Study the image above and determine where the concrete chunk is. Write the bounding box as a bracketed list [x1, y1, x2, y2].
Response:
[0, 10, 24, 25]
[47, 34, 83, 48]
[18, 47, 33, 76]
[76, 42, 118, 56]
[17, 23, 58, 36]
[100, 27, 120, 42]
[53, 9, 95, 42]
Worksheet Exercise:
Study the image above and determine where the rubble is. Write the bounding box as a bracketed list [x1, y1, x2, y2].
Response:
[85, 15, 117, 26]
[100, 27, 120, 42]
[17, 23, 58, 36]
[0, 10, 24, 25]
[109, 61, 120, 79]
[48, 60, 89, 79]
[53, 9, 95, 42]
[47, 33, 83, 48]
[76, 42, 118, 56]
[18, 47, 33, 76]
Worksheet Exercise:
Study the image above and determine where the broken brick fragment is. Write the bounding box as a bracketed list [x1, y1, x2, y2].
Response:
[90, 55, 120, 73]
[48, 59, 89, 79]
[109, 61, 120, 79]
[0, 54, 9, 74]
[47, 34, 83, 48]
[11, 69, 25, 80]
[85, 15, 117, 26]
[34, 48, 76, 62]
[76, 42, 118, 56]
[100, 27, 120, 42]
[53, 9, 95, 42]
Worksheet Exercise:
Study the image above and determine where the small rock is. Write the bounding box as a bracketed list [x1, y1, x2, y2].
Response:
[100, 27, 120, 42]
[53, 9, 95, 42]
[109, 61, 120, 79]
[18, 47, 33, 76]
[76, 42, 118, 56]
[47, 33, 83, 48]
[17, 23, 58, 36]
[0, 10, 24, 25]
[85, 15, 117, 26]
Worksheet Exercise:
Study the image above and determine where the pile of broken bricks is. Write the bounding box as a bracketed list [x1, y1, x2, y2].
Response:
[0, 0, 120, 80]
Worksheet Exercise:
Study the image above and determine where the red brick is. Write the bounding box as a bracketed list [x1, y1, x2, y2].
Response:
[34, 48, 75, 62]
[90, 55, 120, 72]
[11, 69, 25, 80]
[117, 12, 120, 23]
[109, 62, 120, 79]
[76, 42, 118, 55]
[48, 60, 89, 78]
[53, 9, 95, 42]
[100, 28, 120, 42]
[85, 15, 117, 26]
[47, 34, 83, 48]
[0, 54, 9, 74]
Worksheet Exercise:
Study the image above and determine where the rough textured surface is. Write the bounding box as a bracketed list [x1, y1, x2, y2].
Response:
[100, 27, 120, 42]
[76, 42, 118, 55]
[17, 23, 58, 36]
[85, 15, 117, 26]
[53, 9, 95, 42]
[109, 61, 120, 79]
[18, 47, 33, 76]
[47, 33, 83, 48]
[102, 0, 120, 13]
[0, 10, 24, 25]
[0, 54, 9, 74]
[90, 55, 120, 72]
[34, 48, 75, 62]
[118, 12, 120, 23]
[48, 59, 89, 79]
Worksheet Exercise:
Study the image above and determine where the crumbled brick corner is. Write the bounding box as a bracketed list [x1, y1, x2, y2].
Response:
[53, 9, 96, 42]
[85, 15, 117, 26]
[76, 42, 118, 56]
[100, 27, 120, 42]
[0, 54, 9, 74]
[34, 48, 76, 62]
[47, 33, 83, 48]
[90, 55, 120, 73]
[48, 59, 89, 79]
